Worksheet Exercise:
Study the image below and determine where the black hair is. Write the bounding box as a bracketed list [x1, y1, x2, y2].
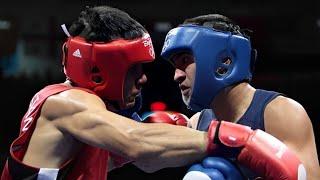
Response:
[183, 14, 252, 40]
[68, 6, 147, 42]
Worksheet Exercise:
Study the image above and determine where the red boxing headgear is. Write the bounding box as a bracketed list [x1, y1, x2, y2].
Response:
[63, 33, 155, 105]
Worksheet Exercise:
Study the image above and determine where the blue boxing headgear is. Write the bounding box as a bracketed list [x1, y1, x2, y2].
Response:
[161, 25, 255, 111]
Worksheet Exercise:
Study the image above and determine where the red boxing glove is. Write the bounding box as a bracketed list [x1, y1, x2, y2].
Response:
[207, 121, 306, 180]
[142, 111, 188, 126]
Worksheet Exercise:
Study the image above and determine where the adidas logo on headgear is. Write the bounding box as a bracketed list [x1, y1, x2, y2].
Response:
[72, 49, 82, 58]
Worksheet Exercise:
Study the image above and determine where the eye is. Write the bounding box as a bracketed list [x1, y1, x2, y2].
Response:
[172, 53, 194, 70]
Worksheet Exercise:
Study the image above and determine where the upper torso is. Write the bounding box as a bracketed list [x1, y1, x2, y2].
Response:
[197, 89, 281, 179]
[197, 89, 281, 131]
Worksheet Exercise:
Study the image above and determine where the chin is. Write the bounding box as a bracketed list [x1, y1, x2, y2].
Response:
[182, 96, 190, 106]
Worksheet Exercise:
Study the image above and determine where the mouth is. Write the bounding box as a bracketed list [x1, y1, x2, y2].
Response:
[180, 85, 190, 96]
[125, 96, 136, 107]
[182, 89, 190, 96]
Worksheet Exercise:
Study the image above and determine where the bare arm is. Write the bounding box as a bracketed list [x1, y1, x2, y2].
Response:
[48, 89, 207, 172]
[265, 96, 320, 180]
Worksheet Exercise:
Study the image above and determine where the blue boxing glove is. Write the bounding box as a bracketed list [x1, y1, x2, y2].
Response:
[183, 157, 243, 180]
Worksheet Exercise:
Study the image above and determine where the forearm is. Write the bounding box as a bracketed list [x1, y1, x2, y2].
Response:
[131, 123, 207, 172]
[98, 112, 208, 162]
[56, 109, 208, 167]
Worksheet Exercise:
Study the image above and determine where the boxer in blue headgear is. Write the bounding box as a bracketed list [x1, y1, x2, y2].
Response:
[161, 14, 320, 179]
[161, 16, 255, 112]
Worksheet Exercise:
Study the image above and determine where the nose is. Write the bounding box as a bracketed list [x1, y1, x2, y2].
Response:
[174, 68, 186, 83]
[136, 74, 147, 89]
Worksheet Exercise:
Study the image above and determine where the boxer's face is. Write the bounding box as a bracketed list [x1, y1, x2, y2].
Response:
[123, 64, 147, 108]
[171, 53, 195, 105]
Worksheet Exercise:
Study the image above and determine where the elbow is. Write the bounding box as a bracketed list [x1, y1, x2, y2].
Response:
[133, 161, 162, 173]
[137, 165, 160, 173]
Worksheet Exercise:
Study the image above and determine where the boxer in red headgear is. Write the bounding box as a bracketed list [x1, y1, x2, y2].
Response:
[1, 6, 196, 180]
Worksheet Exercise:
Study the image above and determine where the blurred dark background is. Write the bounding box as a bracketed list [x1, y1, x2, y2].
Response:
[1, 0, 320, 179]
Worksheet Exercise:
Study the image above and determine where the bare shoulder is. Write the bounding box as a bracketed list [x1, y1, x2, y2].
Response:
[264, 96, 320, 179]
[42, 89, 106, 120]
[265, 95, 309, 121]
[264, 95, 312, 142]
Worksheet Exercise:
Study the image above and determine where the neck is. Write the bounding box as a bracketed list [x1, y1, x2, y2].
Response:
[210, 83, 256, 123]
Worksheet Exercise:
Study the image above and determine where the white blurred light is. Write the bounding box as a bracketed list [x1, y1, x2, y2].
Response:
[0, 20, 11, 30]
[154, 22, 172, 32]
[316, 19, 320, 28]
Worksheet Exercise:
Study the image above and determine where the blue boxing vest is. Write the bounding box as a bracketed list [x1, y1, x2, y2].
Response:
[197, 89, 281, 179]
